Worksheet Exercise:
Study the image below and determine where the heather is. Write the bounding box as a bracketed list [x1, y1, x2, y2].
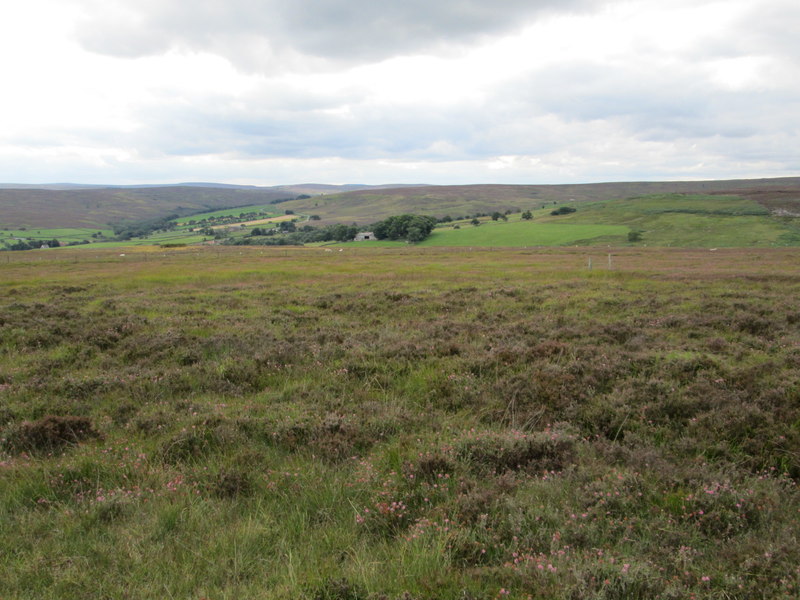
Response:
[1, 246, 799, 599]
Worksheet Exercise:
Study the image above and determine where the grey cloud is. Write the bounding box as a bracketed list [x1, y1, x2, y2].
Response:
[76, 0, 602, 68]
[54, 0, 800, 185]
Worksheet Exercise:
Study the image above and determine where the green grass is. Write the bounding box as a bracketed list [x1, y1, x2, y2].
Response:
[172, 204, 282, 228]
[63, 231, 210, 248]
[1, 246, 799, 599]
[543, 193, 799, 247]
[304, 193, 800, 249]
[417, 221, 629, 246]
[0, 228, 113, 243]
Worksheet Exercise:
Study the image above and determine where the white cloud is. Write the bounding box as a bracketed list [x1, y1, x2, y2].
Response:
[0, 0, 797, 184]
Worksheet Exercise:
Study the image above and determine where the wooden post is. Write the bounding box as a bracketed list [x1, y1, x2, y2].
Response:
[588, 257, 592, 271]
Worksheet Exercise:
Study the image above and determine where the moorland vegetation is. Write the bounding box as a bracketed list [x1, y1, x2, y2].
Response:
[1, 246, 799, 599]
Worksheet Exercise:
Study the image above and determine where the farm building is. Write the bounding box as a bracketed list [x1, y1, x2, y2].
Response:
[354, 232, 375, 241]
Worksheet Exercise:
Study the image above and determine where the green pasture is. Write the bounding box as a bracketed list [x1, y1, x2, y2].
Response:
[343, 219, 628, 248]
[65, 231, 210, 249]
[417, 221, 629, 246]
[0, 227, 113, 243]
[172, 204, 282, 227]
[542, 193, 800, 247]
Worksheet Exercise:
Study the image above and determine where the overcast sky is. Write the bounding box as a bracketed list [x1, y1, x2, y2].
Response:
[1, 0, 798, 185]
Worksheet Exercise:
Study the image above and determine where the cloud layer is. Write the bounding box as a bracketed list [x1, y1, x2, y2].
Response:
[0, 0, 797, 184]
[76, 0, 600, 66]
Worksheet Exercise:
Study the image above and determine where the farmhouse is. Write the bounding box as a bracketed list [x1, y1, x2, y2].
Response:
[354, 232, 375, 241]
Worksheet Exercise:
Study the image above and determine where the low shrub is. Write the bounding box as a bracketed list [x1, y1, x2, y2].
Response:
[1, 415, 100, 454]
[456, 428, 577, 474]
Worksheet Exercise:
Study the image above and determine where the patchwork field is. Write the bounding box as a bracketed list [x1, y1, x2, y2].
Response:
[1, 246, 799, 599]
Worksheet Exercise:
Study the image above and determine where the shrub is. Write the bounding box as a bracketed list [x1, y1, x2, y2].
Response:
[2, 415, 100, 454]
[550, 206, 576, 216]
[456, 428, 576, 474]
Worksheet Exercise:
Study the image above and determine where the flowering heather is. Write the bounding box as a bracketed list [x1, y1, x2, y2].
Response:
[0, 246, 799, 599]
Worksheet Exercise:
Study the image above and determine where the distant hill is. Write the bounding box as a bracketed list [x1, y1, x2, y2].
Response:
[0, 183, 425, 228]
[1, 177, 798, 229]
[273, 177, 800, 225]
[0, 187, 290, 228]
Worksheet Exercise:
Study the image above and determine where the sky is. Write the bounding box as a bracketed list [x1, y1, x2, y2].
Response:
[0, 0, 798, 186]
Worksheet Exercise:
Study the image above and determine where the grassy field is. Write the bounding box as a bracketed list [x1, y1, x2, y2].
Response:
[540, 194, 800, 247]
[342, 192, 798, 248]
[417, 222, 630, 247]
[0, 228, 112, 245]
[350, 220, 630, 247]
[1, 246, 800, 599]
[173, 205, 284, 228]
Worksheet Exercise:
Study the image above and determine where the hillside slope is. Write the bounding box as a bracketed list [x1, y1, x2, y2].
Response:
[275, 177, 800, 225]
[0, 184, 425, 228]
[0, 187, 297, 228]
[1, 177, 798, 229]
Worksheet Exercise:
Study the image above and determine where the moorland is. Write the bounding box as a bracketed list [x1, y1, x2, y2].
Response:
[1, 243, 799, 599]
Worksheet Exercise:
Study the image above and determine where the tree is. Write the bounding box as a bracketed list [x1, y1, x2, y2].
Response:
[372, 214, 437, 242]
[329, 224, 357, 242]
[471, 218, 480, 226]
[628, 231, 643, 242]
[550, 206, 576, 216]
[491, 211, 503, 221]
[406, 226, 425, 243]
[521, 210, 533, 220]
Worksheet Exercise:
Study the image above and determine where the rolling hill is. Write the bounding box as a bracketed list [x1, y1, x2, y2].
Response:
[1, 177, 799, 236]
[269, 177, 800, 225]
[0, 183, 426, 229]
